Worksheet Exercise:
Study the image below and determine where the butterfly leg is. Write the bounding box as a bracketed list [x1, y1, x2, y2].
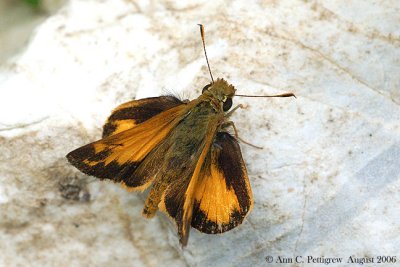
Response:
[142, 181, 168, 218]
[225, 104, 244, 118]
[221, 121, 263, 149]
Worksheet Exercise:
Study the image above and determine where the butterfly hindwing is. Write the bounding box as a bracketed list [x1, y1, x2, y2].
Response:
[191, 131, 253, 234]
[103, 96, 184, 137]
[158, 130, 252, 245]
[66, 99, 188, 191]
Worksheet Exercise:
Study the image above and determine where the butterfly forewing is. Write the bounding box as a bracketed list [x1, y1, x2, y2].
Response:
[66, 97, 188, 191]
[156, 101, 221, 245]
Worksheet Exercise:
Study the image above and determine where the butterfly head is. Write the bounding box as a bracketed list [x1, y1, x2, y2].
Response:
[201, 78, 236, 111]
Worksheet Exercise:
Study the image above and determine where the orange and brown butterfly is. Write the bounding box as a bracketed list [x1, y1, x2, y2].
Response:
[66, 24, 295, 246]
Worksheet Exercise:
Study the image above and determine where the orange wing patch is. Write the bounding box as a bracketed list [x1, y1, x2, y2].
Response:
[191, 132, 253, 234]
[103, 96, 184, 137]
[67, 103, 188, 191]
[193, 163, 241, 225]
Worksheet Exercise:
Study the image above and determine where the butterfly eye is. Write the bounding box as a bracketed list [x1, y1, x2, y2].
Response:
[202, 84, 212, 93]
[223, 97, 233, 111]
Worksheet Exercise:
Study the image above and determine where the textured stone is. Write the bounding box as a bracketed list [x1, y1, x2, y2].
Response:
[0, 0, 399, 266]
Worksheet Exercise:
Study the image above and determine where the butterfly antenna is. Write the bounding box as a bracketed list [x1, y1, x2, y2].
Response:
[236, 92, 296, 98]
[198, 24, 214, 83]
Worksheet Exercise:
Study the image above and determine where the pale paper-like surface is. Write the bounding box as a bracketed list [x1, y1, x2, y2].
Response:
[0, 0, 399, 266]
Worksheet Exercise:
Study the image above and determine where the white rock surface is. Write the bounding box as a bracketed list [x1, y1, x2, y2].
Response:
[0, 0, 399, 266]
